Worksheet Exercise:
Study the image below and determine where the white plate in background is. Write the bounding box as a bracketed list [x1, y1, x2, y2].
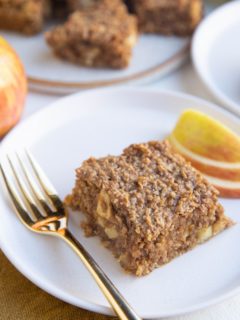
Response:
[0, 88, 239, 319]
[192, 0, 240, 117]
[1, 2, 220, 95]
[2, 28, 189, 94]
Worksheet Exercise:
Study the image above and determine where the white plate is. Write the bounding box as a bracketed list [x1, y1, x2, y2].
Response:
[0, 88, 240, 319]
[192, 0, 240, 117]
[1, 27, 189, 94]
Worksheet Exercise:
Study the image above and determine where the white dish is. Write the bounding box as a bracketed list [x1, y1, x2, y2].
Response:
[2, 28, 189, 94]
[192, 0, 240, 117]
[0, 88, 240, 319]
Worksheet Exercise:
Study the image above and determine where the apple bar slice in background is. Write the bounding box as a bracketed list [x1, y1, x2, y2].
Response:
[45, 0, 138, 69]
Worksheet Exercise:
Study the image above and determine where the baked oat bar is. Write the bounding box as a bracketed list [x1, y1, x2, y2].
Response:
[0, 0, 50, 35]
[67, 140, 233, 276]
[129, 0, 203, 36]
[45, 0, 138, 69]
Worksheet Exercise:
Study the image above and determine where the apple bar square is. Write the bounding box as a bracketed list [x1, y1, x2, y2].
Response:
[67, 140, 232, 276]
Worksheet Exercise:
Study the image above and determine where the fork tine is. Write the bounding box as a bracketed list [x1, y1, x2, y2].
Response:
[7, 155, 44, 221]
[0, 164, 34, 226]
[25, 149, 64, 212]
[16, 153, 54, 217]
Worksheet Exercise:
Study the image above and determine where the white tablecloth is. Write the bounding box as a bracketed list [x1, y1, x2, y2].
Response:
[16, 61, 240, 319]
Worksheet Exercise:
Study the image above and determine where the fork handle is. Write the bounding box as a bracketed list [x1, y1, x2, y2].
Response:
[60, 229, 142, 320]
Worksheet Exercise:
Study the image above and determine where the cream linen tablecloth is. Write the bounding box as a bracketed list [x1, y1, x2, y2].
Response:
[1, 63, 240, 320]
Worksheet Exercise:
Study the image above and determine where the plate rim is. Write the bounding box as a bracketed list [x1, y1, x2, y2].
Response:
[27, 43, 189, 91]
[192, 0, 240, 117]
[0, 87, 240, 318]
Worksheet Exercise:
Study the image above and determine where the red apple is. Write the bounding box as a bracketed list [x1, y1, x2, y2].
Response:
[0, 36, 27, 137]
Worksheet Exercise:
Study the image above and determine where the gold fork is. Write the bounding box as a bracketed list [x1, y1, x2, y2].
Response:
[0, 150, 141, 320]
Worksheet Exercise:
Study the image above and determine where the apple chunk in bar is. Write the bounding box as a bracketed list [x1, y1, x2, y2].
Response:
[67, 141, 233, 276]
